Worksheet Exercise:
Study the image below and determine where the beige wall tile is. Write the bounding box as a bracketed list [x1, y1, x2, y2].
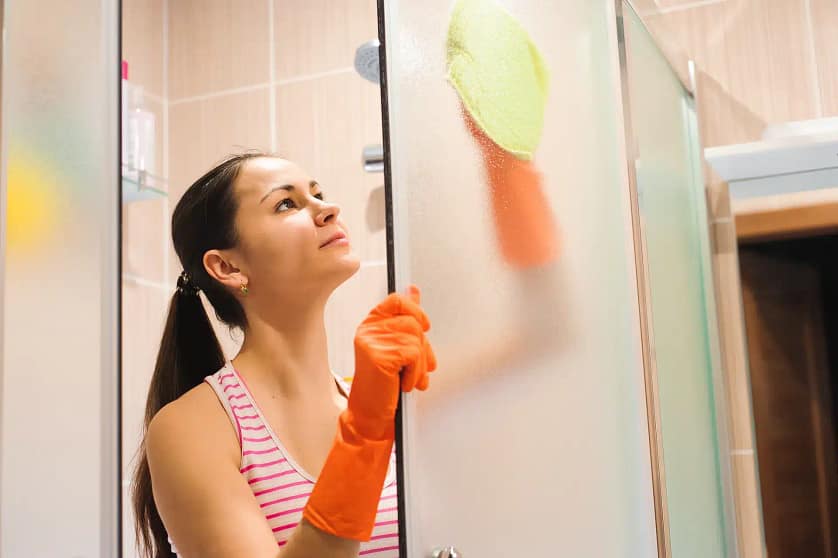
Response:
[274, 0, 378, 79]
[325, 263, 389, 377]
[122, 199, 166, 283]
[168, 88, 272, 282]
[167, 101, 202, 205]
[168, 98, 206, 283]
[650, 0, 819, 146]
[121, 280, 169, 477]
[276, 74, 386, 262]
[731, 454, 766, 557]
[169, 89, 272, 192]
[694, 67, 766, 148]
[168, 0, 270, 100]
[151, 96, 167, 179]
[810, 0, 838, 116]
[275, 80, 319, 171]
[122, 0, 164, 97]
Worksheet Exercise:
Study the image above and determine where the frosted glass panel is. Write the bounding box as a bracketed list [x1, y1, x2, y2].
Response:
[383, 1, 657, 556]
[623, 5, 729, 557]
[0, 1, 120, 556]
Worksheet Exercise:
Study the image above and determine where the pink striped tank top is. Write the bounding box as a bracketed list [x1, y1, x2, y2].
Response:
[169, 362, 400, 556]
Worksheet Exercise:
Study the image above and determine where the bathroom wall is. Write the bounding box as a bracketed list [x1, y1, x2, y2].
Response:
[121, 1, 388, 556]
[121, 0, 168, 556]
[633, 0, 837, 148]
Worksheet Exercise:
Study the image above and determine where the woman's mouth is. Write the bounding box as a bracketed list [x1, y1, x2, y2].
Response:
[320, 231, 349, 248]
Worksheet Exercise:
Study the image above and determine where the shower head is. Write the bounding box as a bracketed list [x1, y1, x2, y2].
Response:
[354, 39, 380, 83]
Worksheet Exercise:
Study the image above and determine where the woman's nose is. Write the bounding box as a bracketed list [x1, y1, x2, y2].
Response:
[313, 198, 341, 226]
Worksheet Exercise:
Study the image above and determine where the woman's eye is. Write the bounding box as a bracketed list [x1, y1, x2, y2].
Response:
[314, 192, 324, 201]
[275, 198, 296, 212]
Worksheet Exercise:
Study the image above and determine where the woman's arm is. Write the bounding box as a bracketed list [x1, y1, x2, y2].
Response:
[147, 288, 434, 557]
[146, 388, 360, 558]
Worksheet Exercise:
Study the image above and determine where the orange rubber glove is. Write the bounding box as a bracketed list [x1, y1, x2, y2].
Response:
[462, 107, 560, 269]
[303, 285, 437, 541]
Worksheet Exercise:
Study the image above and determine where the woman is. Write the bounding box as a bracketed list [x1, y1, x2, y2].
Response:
[132, 152, 437, 558]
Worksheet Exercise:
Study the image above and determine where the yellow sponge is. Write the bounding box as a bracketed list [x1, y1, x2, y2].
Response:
[446, 0, 549, 160]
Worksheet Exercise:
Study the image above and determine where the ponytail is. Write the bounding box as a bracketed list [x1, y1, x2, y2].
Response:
[132, 286, 224, 557]
[131, 152, 267, 558]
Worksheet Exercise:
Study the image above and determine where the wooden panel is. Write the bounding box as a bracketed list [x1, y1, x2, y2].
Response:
[736, 201, 838, 243]
[711, 215, 767, 557]
[740, 250, 838, 557]
[731, 454, 766, 558]
[712, 220, 756, 451]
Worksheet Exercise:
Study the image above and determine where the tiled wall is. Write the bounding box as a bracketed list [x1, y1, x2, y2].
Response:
[121, 0, 168, 556]
[121, 1, 387, 556]
[634, 0, 837, 148]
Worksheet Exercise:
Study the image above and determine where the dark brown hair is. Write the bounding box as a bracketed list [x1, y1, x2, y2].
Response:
[132, 151, 269, 557]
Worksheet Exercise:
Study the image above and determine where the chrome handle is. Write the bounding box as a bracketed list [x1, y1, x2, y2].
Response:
[431, 547, 462, 558]
[362, 144, 384, 173]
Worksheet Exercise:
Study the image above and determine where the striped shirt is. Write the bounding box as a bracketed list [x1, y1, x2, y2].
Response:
[169, 362, 400, 556]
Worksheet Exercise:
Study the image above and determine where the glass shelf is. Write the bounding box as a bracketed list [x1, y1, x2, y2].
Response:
[122, 164, 168, 203]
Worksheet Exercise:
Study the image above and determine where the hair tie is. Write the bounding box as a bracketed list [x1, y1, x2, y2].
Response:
[176, 270, 200, 296]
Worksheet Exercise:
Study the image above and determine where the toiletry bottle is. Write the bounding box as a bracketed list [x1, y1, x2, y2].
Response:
[126, 85, 156, 178]
[121, 60, 130, 168]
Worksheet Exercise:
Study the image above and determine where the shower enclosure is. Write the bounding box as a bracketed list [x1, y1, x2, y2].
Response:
[0, 1, 748, 557]
[382, 0, 740, 556]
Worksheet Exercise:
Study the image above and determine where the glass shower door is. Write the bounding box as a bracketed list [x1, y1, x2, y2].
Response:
[380, 0, 657, 555]
[0, 0, 121, 556]
[622, 3, 732, 557]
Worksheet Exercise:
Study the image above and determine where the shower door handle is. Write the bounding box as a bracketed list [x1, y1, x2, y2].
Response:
[362, 144, 384, 173]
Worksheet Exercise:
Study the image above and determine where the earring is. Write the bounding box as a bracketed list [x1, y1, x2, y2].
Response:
[240, 281, 249, 296]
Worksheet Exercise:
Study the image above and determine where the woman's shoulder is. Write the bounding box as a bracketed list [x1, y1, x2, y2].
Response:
[146, 381, 239, 469]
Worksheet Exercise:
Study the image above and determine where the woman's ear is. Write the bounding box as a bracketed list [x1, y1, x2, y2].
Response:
[203, 250, 248, 292]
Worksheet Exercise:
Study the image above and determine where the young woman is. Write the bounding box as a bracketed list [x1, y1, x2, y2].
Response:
[132, 152, 437, 558]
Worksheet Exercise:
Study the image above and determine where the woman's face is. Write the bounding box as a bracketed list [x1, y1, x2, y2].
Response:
[226, 157, 360, 304]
